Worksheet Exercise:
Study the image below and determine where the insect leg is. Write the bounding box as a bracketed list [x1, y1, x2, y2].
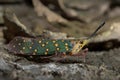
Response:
[51, 52, 68, 62]
[70, 48, 88, 62]
[80, 48, 88, 63]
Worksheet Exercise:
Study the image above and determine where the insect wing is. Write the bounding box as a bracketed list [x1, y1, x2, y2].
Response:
[6, 37, 33, 54]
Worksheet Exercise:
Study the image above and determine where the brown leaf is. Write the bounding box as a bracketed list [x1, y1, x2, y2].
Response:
[3, 8, 36, 42]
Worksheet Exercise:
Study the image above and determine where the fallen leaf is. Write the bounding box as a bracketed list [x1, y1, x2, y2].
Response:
[3, 8, 36, 42]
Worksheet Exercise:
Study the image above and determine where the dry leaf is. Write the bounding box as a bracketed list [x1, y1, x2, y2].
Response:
[3, 8, 36, 42]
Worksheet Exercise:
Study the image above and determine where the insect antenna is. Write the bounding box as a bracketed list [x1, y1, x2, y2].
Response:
[69, 20, 106, 41]
[87, 21, 105, 40]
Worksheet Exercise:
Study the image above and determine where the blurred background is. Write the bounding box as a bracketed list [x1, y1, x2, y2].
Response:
[0, 0, 120, 37]
[0, 0, 120, 80]
[0, 0, 120, 51]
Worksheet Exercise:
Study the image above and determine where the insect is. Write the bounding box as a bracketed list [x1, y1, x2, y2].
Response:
[6, 21, 105, 59]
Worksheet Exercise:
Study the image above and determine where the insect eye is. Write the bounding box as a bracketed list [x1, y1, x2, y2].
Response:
[80, 41, 84, 44]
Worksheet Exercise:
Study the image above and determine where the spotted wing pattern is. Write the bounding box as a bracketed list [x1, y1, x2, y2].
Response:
[6, 37, 73, 55]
